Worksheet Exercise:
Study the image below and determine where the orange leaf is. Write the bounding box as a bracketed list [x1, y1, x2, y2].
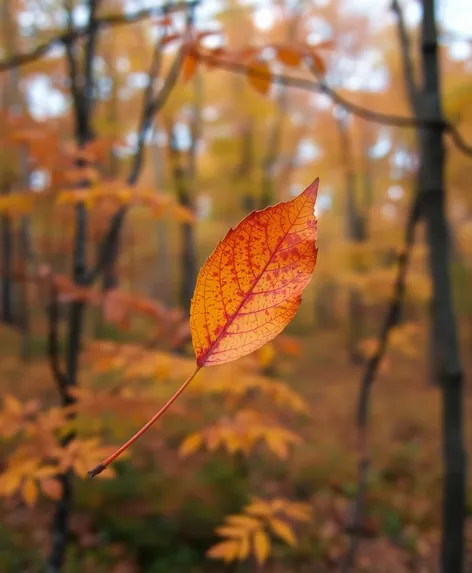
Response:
[182, 50, 198, 82]
[179, 432, 202, 457]
[190, 179, 318, 367]
[246, 60, 272, 95]
[22, 478, 37, 507]
[253, 530, 271, 564]
[207, 540, 240, 562]
[274, 45, 302, 67]
[269, 517, 297, 546]
[238, 534, 250, 560]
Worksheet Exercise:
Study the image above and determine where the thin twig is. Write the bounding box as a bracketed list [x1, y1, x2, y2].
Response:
[84, 6, 194, 285]
[0, 1, 199, 73]
[195, 52, 472, 158]
[339, 192, 422, 572]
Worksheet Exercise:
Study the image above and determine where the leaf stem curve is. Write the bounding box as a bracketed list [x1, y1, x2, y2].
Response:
[88, 365, 202, 477]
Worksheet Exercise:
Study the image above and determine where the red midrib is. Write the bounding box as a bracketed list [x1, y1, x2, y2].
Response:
[198, 193, 311, 366]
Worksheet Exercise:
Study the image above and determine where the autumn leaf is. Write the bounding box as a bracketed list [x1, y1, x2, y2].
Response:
[190, 178, 318, 366]
[207, 540, 240, 562]
[179, 432, 203, 457]
[88, 179, 319, 477]
[274, 45, 303, 67]
[254, 530, 271, 564]
[238, 535, 250, 560]
[22, 478, 38, 507]
[182, 50, 198, 82]
[269, 517, 297, 546]
[246, 60, 272, 95]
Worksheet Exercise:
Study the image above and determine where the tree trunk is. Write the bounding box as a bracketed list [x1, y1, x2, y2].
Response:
[47, 0, 99, 568]
[419, 0, 466, 570]
[0, 188, 14, 325]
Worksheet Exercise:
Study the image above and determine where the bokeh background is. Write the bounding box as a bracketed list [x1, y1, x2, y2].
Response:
[0, 0, 471, 572]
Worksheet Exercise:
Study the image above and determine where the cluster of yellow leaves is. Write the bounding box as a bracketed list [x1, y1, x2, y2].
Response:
[84, 342, 195, 382]
[190, 372, 308, 414]
[179, 408, 301, 458]
[0, 395, 117, 507]
[207, 498, 312, 564]
[56, 179, 194, 223]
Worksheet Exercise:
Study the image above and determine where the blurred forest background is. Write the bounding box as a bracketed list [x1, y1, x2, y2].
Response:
[0, 0, 471, 572]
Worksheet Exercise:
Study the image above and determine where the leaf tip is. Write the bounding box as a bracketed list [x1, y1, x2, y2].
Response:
[303, 177, 319, 203]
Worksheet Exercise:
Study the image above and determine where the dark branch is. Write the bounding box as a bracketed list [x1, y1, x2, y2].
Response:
[340, 192, 422, 572]
[196, 52, 472, 158]
[47, 280, 68, 396]
[84, 7, 194, 285]
[63, 0, 86, 141]
[391, 0, 421, 111]
[0, 1, 199, 73]
[83, 0, 103, 124]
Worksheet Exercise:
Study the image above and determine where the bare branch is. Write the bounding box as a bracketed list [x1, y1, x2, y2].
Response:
[340, 191, 422, 573]
[63, 0, 86, 139]
[196, 52, 472, 158]
[0, 1, 199, 73]
[391, 0, 421, 111]
[83, 0, 103, 123]
[84, 7, 195, 285]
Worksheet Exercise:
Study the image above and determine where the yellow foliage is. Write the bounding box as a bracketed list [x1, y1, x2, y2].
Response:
[178, 408, 301, 458]
[208, 497, 312, 564]
[254, 530, 271, 564]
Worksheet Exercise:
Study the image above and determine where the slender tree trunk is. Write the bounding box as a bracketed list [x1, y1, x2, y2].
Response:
[1, 0, 18, 327]
[47, 0, 99, 568]
[152, 123, 171, 305]
[179, 69, 202, 312]
[0, 184, 14, 325]
[337, 113, 365, 362]
[419, 1, 466, 569]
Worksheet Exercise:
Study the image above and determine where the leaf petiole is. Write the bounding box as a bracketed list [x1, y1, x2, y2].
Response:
[88, 365, 202, 477]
